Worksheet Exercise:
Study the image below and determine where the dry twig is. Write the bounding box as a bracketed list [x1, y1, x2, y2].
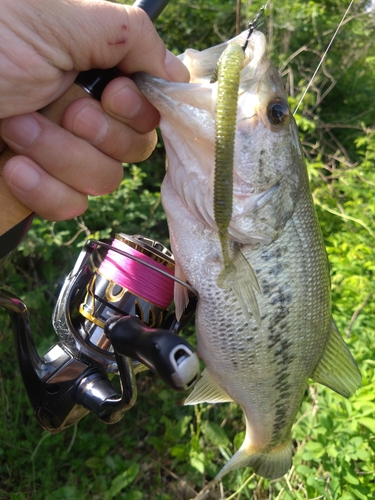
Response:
[346, 292, 373, 338]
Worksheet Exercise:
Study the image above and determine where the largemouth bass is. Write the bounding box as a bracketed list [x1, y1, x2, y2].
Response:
[135, 30, 361, 479]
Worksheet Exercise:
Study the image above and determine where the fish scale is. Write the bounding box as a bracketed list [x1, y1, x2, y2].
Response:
[135, 28, 361, 480]
[190, 189, 329, 468]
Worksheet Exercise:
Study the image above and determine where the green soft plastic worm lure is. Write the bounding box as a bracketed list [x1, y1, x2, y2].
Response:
[212, 8, 266, 309]
[213, 43, 244, 283]
[212, 41, 261, 325]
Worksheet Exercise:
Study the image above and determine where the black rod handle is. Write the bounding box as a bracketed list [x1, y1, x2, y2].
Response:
[133, 0, 171, 21]
[0, 0, 171, 259]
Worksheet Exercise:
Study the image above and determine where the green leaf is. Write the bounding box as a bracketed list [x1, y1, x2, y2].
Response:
[356, 449, 370, 461]
[45, 486, 80, 500]
[163, 415, 192, 443]
[104, 464, 140, 500]
[302, 441, 325, 461]
[177, 415, 193, 439]
[123, 491, 144, 500]
[201, 421, 230, 448]
[349, 486, 369, 500]
[85, 456, 103, 469]
[190, 451, 205, 474]
[233, 431, 245, 451]
[343, 469, 360, 485]
[326, 443, 339, 458]
[170, 444, 189, 461]
[148, 436, 164, 454]
[295, 465, 315, 476]
[358, 417, 375, 433]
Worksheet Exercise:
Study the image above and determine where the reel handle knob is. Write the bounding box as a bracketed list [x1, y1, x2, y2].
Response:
[105, 315, 199, 391]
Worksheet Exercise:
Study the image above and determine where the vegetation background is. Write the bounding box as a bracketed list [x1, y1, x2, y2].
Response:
[1, 0, 374, 498]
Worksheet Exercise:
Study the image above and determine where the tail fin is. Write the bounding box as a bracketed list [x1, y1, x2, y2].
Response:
[216, 439, 292, 480]
[217, 248, 261, 326]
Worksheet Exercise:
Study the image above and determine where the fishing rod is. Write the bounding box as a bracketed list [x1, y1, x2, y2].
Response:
[0, 0, 171, 261]
[0, 0, 200, 434]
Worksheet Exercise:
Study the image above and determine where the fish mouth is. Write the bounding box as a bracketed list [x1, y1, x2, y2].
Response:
[180, 29, 267, 85]
[134, 29, 274, 123]
[134, 30, 301, 247]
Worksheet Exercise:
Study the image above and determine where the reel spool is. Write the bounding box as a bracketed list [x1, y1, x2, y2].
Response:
[79, 234, 176, 351]
[0, 233, 199, 433]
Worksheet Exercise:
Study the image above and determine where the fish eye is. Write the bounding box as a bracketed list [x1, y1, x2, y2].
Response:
[266, 99, 289, 126]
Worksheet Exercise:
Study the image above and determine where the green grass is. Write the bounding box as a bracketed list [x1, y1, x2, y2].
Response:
[1, 1, 375, 497]
[0, 160, 374, 498]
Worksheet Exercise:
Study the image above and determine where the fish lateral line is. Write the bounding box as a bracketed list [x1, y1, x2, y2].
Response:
[135, 19, 362, 482]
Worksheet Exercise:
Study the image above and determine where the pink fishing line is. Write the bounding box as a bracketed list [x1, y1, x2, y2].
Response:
[98, 238, 174, 309]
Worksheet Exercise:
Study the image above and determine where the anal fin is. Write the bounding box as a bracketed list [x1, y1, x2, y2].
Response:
[311, 318, 361, 397]
[184, 368, 234, 405]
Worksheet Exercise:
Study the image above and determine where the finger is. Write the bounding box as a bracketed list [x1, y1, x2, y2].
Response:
[40, 1, 190, 82]
[1, 112, 124, 196]
[100, 77, 160, 133]
[2, 156, 88, 221]
[0, 138, 6, 155]
[62, 97, 158, 162]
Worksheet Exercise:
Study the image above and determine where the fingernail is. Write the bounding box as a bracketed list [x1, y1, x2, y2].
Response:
[7, 159, 41, 192]
[72, 106, 109, 142]
[164, 50, 190, 82]
[108, 86, 143, 119]
[2, 114, 41, 148]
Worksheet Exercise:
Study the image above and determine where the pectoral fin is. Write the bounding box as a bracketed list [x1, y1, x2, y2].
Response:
[173, 261, 190, 321]
[218, 248, 261, 326]
[184, 368, 234, 404]
[311, 319, 361, 397]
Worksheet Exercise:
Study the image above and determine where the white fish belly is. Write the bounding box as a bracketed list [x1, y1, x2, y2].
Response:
[162, 174, 331, 452]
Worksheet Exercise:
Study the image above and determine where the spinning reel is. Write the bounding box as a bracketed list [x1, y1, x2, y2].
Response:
[0, 234, 199, 433]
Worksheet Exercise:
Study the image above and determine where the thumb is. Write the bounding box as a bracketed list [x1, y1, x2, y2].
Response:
[47, 1, 189, 82]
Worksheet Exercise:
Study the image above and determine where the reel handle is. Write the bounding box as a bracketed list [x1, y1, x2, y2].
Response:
[106, 315, 200, 391]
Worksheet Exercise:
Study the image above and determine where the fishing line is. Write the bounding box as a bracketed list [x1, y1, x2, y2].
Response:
[293, 0, 354, 115]
[98, 237, 175, 309]
[90, 239, 196, 294]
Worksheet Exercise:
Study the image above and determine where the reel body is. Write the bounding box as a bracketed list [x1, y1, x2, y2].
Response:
[0, 234, 199, 433]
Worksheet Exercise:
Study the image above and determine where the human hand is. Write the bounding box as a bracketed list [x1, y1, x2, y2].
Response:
[0, 0, 189, 221]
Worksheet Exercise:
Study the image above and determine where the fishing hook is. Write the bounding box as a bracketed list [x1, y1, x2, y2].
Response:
[242, 4, 267, 51]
